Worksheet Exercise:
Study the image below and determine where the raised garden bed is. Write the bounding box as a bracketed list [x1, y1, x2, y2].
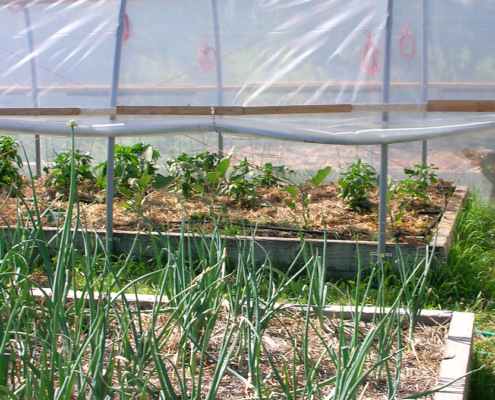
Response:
[1, 186, 466, 280]
[0, 139, 467, 278]
[29, 288, 475, 399]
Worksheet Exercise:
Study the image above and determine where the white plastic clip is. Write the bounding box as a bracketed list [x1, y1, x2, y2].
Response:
[372, 252, 393, 260]
[211, 105, 218, 133]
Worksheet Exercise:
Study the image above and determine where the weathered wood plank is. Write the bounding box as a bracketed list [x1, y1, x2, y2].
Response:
[0, 107, 80, 116]
[428, 100, 495, 112]
[0, 103, 492, 115]
[116, 104, 352, 115]
[435, 312, 475, 400]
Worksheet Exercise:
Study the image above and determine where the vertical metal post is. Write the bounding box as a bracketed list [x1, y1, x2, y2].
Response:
[23, 5, 41, 177]
[107, 0, 128, 253]
[378, 145, 389, 255]
[211, 0, 224, 153]
[378, 0, 394, 256]
[421, 0, 429, 165]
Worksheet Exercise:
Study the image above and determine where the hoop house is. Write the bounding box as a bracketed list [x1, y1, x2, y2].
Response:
[1, 0, 494, 252]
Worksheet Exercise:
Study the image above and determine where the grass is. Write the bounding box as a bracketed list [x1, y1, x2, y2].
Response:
[440, 194, 495, 400]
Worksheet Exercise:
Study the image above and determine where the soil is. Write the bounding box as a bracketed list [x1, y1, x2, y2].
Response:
[0, 177, 451, 243]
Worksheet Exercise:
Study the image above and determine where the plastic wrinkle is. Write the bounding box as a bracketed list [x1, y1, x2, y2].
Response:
[122, 14, 132, 43]
[361, 28, 382, 78]
[198, 41, 217, 72]
[399, 23, 415, 61]
[7, 4, 23, 13]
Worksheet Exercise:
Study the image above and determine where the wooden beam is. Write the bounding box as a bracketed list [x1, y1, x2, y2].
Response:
[0, 108, 80, 116]
[428, 100, 495, 112]
[116, 104, 352, 115]
[352, 104, 428, 112]
[242, 104, 351, 114]
[0, 102, 493, 116]
[117, 106, 242, 116]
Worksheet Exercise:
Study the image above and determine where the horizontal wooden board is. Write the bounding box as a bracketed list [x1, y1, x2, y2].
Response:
[0, 107, 80, 116]
[116, 104, 352, 115]
[428, 100, 495, 112]
[352, 103, 428, 112]
[0, 103, 492, 115]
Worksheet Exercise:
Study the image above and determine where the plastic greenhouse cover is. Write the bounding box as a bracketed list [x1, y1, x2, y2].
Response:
[0, 114, 495, 146]
[0, 0, 495, 145]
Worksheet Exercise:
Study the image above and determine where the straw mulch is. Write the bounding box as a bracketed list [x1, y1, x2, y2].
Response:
[0, 177, 449, 242]
[119, 307, 448, 399]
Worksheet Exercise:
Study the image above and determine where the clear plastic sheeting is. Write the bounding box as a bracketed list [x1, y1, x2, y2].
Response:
[0, 0, 117, 109]
[0, 113, 495, 146]
[0, 0, 494, 195]
[1, 0, 495, 109]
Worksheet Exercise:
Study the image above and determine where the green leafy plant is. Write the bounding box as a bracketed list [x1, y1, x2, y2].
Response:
[338, 159, 377, 211]
[116, 174, 154, 211]
[96, 142, 172, 196]
[397, 163, 439, 204]
[283, 166, 331, 229]
[387, 164, 439, 230]
[252, 162, 293, 188]
[0, 135, 23, 188]
[166, 150, 224, 198]
[222, 158, 259, 205]
[44, 149, 94, 188]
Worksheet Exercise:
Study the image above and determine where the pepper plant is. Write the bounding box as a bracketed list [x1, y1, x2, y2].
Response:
[96, 142, 172, 196]
[338, 159, 377, 211]
[166, 151, 224, 198]
[252, 162, 293, 188]
[397, 163, 439, 204]
[0, 135, 23, 189]
[386, 163, 439, 231]
[221, 158, 259, 205]
[44, 149, 94, 189]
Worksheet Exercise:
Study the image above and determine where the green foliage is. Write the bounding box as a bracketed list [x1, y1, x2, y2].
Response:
[43, 149, 94, 188]
[338, 159, 377, 210]
[222, 158, 259, 205]
[252, 162, 293, 188]
[428, 193, 495, 309]
[96, 142, 172, 195]
[397, 164, 439, 203]
[283, 166, 331, 228]
[0, 136, 23, 188]
[166, 150, 224, 198]
[166, 151, 294, 204]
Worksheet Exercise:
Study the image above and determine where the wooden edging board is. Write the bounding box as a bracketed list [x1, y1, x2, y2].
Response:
[0, 100, 494, 115]
[27, 288, 475, 399]
[432, 186, 468, 264]
[0, 187, 467, 280]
